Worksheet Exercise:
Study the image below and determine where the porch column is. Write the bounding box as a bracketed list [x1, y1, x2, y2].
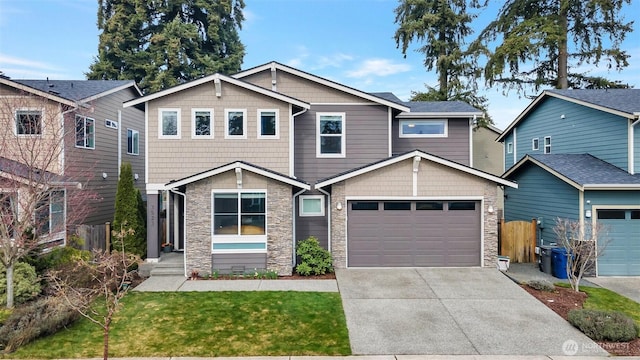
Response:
[146, 192, 160, 260]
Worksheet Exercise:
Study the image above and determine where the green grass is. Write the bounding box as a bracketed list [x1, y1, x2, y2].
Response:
[6, 291, 351, 359]
[558, 283, 640, 327]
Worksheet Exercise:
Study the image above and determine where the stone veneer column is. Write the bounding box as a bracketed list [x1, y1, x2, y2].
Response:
[185, 181, 213, 276]
[330, 183, 347, 269]
[266, 181, 293, 276]
[483, 183, 499, 267]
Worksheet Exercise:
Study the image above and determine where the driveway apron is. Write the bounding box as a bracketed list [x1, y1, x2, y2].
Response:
[336, 268, 607, 357]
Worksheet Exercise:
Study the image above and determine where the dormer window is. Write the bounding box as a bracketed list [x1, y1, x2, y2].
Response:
[399, 119, 447, 138]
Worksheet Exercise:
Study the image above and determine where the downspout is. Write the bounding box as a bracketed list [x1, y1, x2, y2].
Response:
[629, 114, 640, 175]
[170, 188, 187, 277]
[317, 187, 331, 253]
[469, 116, 475, 168]
[118, 110, 122, 176]
[290, 107, 308, 177]
[292, 188, 307, 267]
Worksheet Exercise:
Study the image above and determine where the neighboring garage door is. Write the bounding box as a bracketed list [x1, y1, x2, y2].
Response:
[597, 209, 640, 276]
[347, 200, 481, 267]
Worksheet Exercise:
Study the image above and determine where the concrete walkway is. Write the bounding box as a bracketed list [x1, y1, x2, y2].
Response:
[55, 356, 640, 360]
[134, 275, 339, 292]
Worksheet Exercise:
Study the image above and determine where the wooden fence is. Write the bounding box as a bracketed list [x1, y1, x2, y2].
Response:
[76, 223, 110, 251]
[499, 219, 536, 263]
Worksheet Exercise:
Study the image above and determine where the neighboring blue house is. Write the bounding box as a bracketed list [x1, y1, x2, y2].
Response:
[498, 89, 640, 276]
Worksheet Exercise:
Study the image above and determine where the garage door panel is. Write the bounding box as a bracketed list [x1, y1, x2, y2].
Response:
[597, 210, 640, 276]
[348, 200, 481, 267]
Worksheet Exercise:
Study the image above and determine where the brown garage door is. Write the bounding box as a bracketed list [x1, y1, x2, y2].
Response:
[347, 200, 481, 267]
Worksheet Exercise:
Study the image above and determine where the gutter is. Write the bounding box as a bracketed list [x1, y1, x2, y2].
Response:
[169, 188, 187, 277]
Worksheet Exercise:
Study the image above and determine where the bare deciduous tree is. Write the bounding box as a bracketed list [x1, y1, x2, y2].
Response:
[553, 217, 609, 292]
[0, 91, 97, 308]
[47, 226, 139, 360]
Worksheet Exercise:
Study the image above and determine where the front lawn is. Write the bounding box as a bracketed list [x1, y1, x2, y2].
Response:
[570, 284, 640, 326]
[7, 291, 351, 359]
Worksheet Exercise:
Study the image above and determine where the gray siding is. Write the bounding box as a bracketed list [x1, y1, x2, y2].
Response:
[504, 164, 579, 245]
[65, 87, 144, 225]
[212, 253, 267, 274]
[392, 118, 471, 165]
[295, 191, 329, 250]
[294, 104, 389, 184]
[507, 97, 629, 170]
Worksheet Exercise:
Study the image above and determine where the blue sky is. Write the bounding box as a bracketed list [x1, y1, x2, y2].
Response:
[1, 0, 639, 130]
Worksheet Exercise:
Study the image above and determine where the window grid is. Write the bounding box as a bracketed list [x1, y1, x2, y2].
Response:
[544, 136, 551, 154]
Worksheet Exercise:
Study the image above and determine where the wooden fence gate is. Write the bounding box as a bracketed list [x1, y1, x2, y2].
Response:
[499, 219, 536, 263]
[76, 223, 109, 251]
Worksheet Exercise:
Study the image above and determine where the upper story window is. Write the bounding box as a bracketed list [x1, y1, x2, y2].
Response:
[15, 109, 42, 135]
[258, 109, 279, 139]
[399, 119, 447, 138]
[507, 142, 513, 154]
[192, 108, 213, 138]
[544, 136, 552, 154]
[532, 138, 539, 151]
[317, 113, 345, 157]
[105, 119, 118, 129]
[75, 115, 95, 149]
[225, 109, 247, 139]
[159, 108, 181, 139]
[127, 129, 139, 155]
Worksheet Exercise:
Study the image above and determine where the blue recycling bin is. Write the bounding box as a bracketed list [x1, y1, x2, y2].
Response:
[551, 248, 569, 279]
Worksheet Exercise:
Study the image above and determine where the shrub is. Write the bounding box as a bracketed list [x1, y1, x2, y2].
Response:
[568, 309, 639, 342]
[527, 279, 555, 292]
[0, 295, 79, 352]
[296, 236, 333, 276]
[113, 162, 146, 258]
[0, 262, 41, 306]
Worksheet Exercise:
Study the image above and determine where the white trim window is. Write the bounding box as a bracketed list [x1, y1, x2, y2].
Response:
[532, 138, 539, 151]
[317, 112, 345, 157]
[544, 136, 552, 154]
[15, 109, 43, 135]
[75, 115, 95, 149]
[258, 109, 279, 139]
[127, 129, 139, 155]
[36, 190, 65, 238]
[225, 109, 247, 139]
[192, 108, 213, 139]
[212, 191, 267, 252]
[399, 119, 448, 138]
[299, 195, 325, 217]
[159, 108, 181, 139]
[507, 142, 513, 154]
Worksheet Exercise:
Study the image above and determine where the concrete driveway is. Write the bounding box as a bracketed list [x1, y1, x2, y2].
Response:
[336, 268, 608, 357]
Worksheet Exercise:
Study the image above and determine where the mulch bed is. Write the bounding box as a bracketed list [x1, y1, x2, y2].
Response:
[523, 284, 640, 356]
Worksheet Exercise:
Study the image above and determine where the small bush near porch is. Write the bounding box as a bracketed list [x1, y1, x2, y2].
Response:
[8, 291, 351, 358]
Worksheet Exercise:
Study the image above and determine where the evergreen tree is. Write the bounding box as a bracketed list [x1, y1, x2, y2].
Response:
[113, 163, 145, 257]
[394, 0, 491, 123]
[87, 0, 245, 94]
[472, 0, 633, 93]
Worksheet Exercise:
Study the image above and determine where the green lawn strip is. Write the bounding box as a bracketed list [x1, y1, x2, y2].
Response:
[557, 283, 640, 328]
[8, 291, 351, 359]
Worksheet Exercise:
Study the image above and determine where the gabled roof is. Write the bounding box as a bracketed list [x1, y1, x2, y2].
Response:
[503, 154, 640, 190]
[497, 89, 640, 142]
[315, 149, 517, 189]
[398, 101, 483, 118]
[165, 161, 310, 190]
[0, 157, 79, 187]
[123, 72, 309, 109]
[9, 79, 141, 103]
[232, 62, 410, 112]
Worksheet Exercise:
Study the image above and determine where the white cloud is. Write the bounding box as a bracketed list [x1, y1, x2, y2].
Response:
[0, 54, 70, 79]
[346, 58, 412, 78]
[310, 53, 354, 70]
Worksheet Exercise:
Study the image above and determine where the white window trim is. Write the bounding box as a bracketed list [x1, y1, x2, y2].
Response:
[127, 128, 140, 155]
[316, 112, 346, 158]
[210, 189, 268, 253]
[299, 195, 325, 217]
[191, 108, 214, 139]
[105, 119, 118, 129]
[14, 108, 44, 136]
[532, 137, 539, 151]
[158, 108, 181, 139]
[75, 115, 95, 149]
[37, 189, 66, 243]
[544, 136, 552, 154]
[399, 119, 448, 138]
[507, 142, 513, 154]
[257, 109, 279, 139]
[224, 109, 247, 139]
